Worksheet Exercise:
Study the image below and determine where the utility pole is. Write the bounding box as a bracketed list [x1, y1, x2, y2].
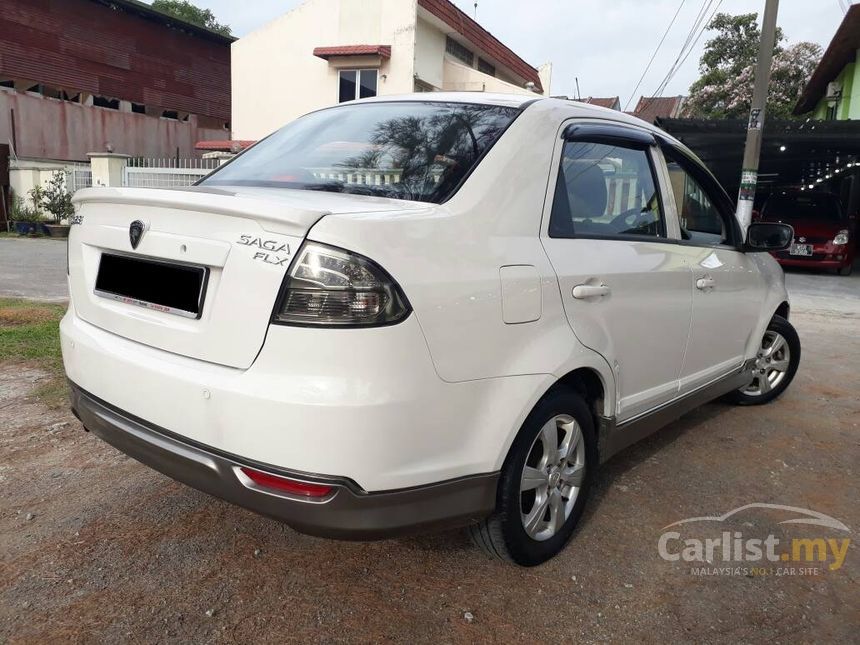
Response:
[736, 0, 780, 233]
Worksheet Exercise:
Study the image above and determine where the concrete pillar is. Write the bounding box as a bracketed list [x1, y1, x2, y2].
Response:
[87, 153, 130, 187]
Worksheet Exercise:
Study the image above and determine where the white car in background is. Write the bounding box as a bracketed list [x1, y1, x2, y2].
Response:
[62, 94, 800, 566]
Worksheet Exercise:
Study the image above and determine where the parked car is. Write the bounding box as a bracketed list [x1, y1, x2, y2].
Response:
[62, 94, 800, 566]
[759, 192, 855, 276]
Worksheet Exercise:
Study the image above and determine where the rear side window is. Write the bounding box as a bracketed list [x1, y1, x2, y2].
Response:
[202, 102, 520, 204]
[549, 141, 665, 239]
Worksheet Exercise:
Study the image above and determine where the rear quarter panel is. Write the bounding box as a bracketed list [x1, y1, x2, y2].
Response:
[306, 102, 616, 413]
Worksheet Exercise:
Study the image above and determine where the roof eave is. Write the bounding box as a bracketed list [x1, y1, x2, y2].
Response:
[88, 0, 236, 44]
[793, 5, 860, 115]
[417, 0, 543, 93]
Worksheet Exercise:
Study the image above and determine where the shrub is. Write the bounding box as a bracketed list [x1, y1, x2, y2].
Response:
[41, 171, 74, 224]
[11, 195, 43, 223]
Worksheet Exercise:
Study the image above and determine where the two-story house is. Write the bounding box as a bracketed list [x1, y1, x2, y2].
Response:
[231, 0, 551, 140]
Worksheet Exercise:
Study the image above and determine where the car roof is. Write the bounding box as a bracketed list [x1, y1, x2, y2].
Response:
[353, 92, 539, 109]
[354, 93, 668, 131]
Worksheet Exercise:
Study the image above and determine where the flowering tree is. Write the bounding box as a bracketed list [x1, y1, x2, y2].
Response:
[684, 13, 821, 120]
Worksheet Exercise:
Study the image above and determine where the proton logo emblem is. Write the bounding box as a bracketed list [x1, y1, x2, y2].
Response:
[129, 220, 147, 249]
[798, 236, 806, 243]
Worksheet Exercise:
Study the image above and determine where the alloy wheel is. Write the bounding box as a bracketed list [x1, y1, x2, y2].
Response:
[742, 330, 791, 396]
[519, 414, 586, 541]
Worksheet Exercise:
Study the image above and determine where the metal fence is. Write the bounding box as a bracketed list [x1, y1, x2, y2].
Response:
[123, 157, 220, 188]
[65, 163, 92, 193]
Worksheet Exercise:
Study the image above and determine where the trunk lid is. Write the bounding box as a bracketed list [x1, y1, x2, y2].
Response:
[68, 186, 408, 368]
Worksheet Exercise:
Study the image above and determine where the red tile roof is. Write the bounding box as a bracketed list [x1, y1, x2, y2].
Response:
[195, 140, 256, 152]
[417, 0, 542, 92]
[313, 45, 392, 60]
[632, 96, 686, 123]
[580, 96, 620, 110]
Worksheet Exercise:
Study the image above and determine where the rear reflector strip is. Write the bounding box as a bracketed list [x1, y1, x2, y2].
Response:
[238, 466, 334, 498]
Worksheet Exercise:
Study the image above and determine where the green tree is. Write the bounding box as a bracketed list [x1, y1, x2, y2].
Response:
[684, 13, 820, 120]
[151, 0, 231, 36]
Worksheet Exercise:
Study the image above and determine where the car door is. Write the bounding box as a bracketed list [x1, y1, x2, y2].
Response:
[540, 122, 692, 422]
[658, 142, 765, 392]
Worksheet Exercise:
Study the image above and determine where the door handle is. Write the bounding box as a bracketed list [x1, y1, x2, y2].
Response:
[572, 283, 611, 299]
[696, 276, 715, 290]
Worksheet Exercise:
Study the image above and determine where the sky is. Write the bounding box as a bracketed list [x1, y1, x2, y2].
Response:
[172, 0, 851, 109]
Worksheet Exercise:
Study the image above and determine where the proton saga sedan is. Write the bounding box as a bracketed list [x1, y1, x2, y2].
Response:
[62, 94, 800, 565]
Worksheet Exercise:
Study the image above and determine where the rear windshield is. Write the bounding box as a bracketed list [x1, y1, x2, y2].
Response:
[202, 102, 521, 203]
[763, 194, 843, 221]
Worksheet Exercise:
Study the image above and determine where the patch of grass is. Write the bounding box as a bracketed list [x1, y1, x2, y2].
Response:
[0, 298, 68, 408]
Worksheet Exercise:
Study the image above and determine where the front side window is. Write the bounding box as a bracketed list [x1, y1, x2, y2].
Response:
[202, 102, 520, 204]
[338, 69, 378, 103]
[664, 149, 731, 246]
[549, 141, 664, 239]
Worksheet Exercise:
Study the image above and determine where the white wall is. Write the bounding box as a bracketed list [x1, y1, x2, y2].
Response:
[413, 13, 547, 98]
[232, 0, 418, 140]
[9, 161, 73, 204]
[441, 59, 539, 97]
[414, 18, 446, 89]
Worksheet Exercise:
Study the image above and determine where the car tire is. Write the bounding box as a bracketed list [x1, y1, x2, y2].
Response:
[727, 315, 800, 406]
[468, 388, 597, 566]
[838, 264, 853, 276]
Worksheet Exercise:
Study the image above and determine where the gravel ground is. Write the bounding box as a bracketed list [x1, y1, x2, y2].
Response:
[0, 306, 858, 643]
[2, 236, 859, 642]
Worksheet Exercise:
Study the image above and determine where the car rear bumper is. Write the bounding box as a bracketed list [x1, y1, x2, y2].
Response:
[70, 382, 498, 539]
[61, 307, 547, 492]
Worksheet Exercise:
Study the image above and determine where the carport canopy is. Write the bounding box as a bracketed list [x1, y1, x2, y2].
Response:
[656, 118, 860, 201]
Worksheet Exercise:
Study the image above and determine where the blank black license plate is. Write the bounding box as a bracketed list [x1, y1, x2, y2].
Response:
[95, 253, 208, 318]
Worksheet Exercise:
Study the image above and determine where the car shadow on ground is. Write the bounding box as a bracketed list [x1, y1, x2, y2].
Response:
[576, 402, 733, 534]
[396, 401, 734, 555]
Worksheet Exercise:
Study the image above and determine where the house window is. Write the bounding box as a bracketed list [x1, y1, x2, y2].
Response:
[338, 69, 378, 103]
[446, 36, 474, 66]
[478, 58, 496, 77]
[92, 95, 120, 110]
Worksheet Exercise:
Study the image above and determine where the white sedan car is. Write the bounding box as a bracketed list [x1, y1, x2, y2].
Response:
[62, 94, 799, 565]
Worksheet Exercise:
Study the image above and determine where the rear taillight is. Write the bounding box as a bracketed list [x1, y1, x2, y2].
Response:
[237, 467, 334, 498]
[272, 242, 410, 327]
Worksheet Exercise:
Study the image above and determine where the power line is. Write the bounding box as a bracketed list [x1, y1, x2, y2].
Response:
[657, 0, 721, 94]
[639, 0, 724, 114]
[624, 0, 688, 111]
[661, 0, 724, 93]
[633, 0, 715, 113]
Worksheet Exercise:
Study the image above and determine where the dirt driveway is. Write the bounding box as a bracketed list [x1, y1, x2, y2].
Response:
[1, 308, 858, 644]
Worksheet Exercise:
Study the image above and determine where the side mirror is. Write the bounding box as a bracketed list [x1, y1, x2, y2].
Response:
[745, 222, 793, 252]
[751, 209, 761, 221]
